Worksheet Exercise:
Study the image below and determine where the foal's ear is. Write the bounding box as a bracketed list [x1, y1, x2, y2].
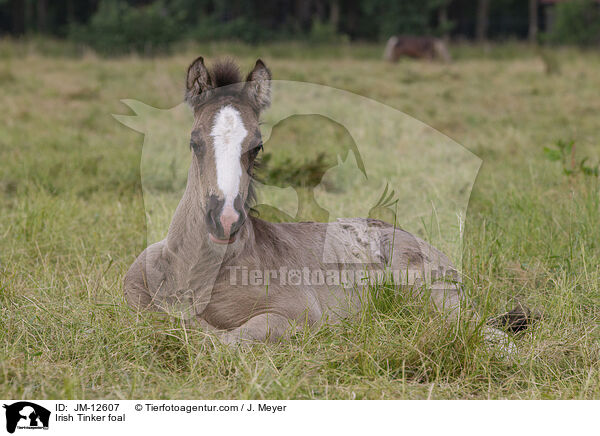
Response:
[185, 56, 213, 105]
[244, 59, 272, 112]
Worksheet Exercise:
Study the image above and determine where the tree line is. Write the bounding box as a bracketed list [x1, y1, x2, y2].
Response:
[0, 0, 598, 53]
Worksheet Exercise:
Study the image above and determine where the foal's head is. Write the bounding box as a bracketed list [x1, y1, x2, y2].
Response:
[184, 57, 271, 245]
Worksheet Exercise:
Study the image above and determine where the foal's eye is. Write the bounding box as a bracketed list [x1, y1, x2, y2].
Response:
[248, 143, 263, 161]
[190, 138, 205, 153]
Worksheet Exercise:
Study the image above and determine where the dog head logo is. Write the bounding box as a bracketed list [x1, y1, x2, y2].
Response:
[3, 402, 50, 434]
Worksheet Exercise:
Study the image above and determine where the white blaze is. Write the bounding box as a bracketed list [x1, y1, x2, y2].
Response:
[210, 105, 247, 206]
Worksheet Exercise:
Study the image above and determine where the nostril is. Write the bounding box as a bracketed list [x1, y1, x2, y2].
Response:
[230, 211, 245, 235]
[206, 208, 216, 229]
[205, 195, 225, 236]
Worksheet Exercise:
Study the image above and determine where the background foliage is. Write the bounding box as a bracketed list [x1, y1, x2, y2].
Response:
[1, 0, 600, 54]
[544, 0, 600, 46]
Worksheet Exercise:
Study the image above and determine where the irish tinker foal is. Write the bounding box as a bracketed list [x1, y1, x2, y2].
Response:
[124, 57, 509, 348]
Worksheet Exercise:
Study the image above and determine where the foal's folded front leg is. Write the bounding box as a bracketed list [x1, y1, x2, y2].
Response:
[218, 313, 295, 346]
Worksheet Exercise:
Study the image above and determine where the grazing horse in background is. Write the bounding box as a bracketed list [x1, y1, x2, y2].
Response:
[384, 36, 452, 63]
[123, 57, 516, 349]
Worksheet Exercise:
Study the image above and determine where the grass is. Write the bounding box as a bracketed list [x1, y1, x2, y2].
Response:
[0, 39, 599, 399]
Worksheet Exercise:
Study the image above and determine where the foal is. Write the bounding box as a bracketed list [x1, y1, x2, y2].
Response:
[124, 57, 506, 348]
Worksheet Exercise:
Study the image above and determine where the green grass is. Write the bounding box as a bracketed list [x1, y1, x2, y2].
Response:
[1, 40, 599, 399]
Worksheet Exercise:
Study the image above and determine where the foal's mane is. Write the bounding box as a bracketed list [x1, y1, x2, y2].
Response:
[210, 58, 242, 88]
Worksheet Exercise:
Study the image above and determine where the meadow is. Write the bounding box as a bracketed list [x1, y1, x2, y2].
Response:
[0, 39, 599, 399]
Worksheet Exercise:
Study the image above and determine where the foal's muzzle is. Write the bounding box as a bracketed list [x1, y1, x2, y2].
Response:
[206, 195, 245, 244]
